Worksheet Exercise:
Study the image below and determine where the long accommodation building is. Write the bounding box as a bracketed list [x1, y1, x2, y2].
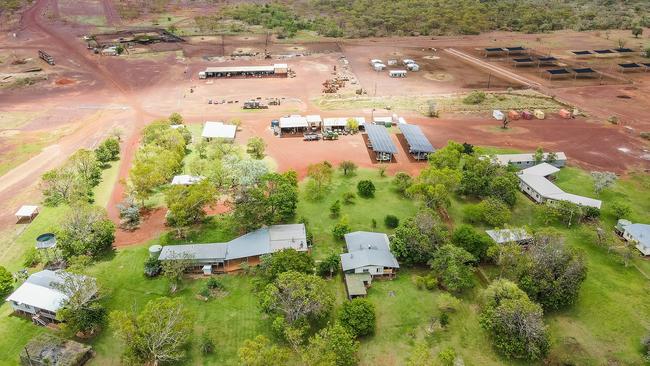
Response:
[517, 163, 601, 209]
[492, 152, 567, 169]
[158, 224, 308, 273]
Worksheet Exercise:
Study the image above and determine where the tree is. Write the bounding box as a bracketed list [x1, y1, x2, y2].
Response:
[610, 201, 631, 220]
[429, 244, 475, 292]
[346, 118, 360, 132]
[259, 249, 314, 282]
[391, 210, 448, 265]
[41, 166, 86, 206]
[111, 298, 192, 365]
[642, 331, 650, 362]
[161, 252, 195, 293]
[463, 90, 486, 104]
[169, 112, 183, 125]
[437, 347, 457, 366]
[407, 166, 461, 209]
[238, 335, 290, 366]
[357, 179, 376, 198]
[247, 137, 266, 159]
[339, 298, 376, 337]
[392, 172, 413, 195]
[488, 241, 525, 279]
[632, 26, 643, 38]
[317, 253, 340, 278]
[332, 215, 352, 240]
[477, 197, 511, 226]
[339, 160, 358, 176]
[56, 205, 115, 259]
[533, 147, 544, 164]
[591, 171, 617, 195]
[427, 99, 438, 117]
[69, 149, 102, 187]
[306, 161, 334, 200]
[428, 141, 464, 169]
[0, 266, 14, 296]
[330, 200, 341, 218]
[260, 271, 334, 325]
[545, 151, 557, 164]
[517, 233, 587, 310]
[117, 196, 141, 230]
[95, 137, 120, 165]
[452, 224, 491, 261]
[479, 279, 549, 360]
[488, 174, 519, 206]
[303, 324, 359, 366]
[54, 272, 105, 336]
[165, 180, 218, 237]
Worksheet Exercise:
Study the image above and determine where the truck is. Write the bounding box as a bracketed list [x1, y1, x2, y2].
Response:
[38, 50, 55, 65]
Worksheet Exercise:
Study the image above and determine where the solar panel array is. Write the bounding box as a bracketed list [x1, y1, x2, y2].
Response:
[366, 125, 397, 154]
[398, 124, 435, 153]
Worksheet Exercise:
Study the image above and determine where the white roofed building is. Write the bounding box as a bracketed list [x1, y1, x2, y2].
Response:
[171, 175, 205, 186]
[492, 152, 566, 168]
[202, 121, 237, 141]
[517, 163, 601, 209]
[6, 270, 96, 324]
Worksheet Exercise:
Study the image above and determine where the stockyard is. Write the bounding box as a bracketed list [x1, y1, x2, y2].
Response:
[0, 0, 650, 365]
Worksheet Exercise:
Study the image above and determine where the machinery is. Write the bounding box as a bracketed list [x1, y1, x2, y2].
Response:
[243, 100, 269, 109]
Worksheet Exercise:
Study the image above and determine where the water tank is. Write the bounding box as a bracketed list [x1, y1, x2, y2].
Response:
[35, 233, 56, 249]
[149, 245, 163, 259]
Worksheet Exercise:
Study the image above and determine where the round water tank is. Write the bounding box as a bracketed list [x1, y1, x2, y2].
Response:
[149, 245, 163, 259]
[36, 233, 56, 249]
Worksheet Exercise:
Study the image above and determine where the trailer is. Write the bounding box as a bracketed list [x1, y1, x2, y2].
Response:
[38, 50, 55, 65]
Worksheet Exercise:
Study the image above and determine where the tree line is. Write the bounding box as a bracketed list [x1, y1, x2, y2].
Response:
[213, 0, 649, 38]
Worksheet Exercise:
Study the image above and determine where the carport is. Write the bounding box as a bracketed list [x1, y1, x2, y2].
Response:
[365, 125, 397, 162]
[398, 124, 435, 160]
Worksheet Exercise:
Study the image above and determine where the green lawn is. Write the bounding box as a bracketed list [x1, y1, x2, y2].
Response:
[0, 163, 649, 365]
[93, 160, 121, 208]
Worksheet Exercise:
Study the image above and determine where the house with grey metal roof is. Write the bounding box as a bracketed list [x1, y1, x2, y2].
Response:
[618, 221, 650, 256]
[365, 125, 397, 162]
[398, 124, 435, 160]
[518, 163, 602, 209]
[492, 152, 566, 168]
[6, 270, 96, 325]
[340, 231, 399, 299]
[486, 228, 532, 245]
[158, 224, 307, 274]
[520, 162, 559, 177]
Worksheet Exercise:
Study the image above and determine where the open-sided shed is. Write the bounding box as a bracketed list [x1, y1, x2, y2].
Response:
[505, 46, 526, 55]
[512, 57, 535, 67]
[365, 125, 397, 162]
[398, 124, 435, 160]
[537, 56, 558, 66]
[618, 63, 642, 72]
[484, 47, 505, 57]
[278, 115, 308, 136]
[573, 67, 599, 79]
[546, 68, 572, 80]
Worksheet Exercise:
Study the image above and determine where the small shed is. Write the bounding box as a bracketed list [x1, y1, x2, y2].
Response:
[15, 205, 39, 222]
[273, 63, 288, 74]
[389, 70, 407, 78]
[492, 110, 505, 120]
[537, 56, 558, 66]
[171, 175, 204, 186]
[344, 273, 372, 300]
[508, 110, 521, 120]
[278, 115, 309, 136]
[486, 228, 532, 245]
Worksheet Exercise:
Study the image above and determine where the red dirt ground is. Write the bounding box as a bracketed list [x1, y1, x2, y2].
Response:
[0, 2, 648, 249]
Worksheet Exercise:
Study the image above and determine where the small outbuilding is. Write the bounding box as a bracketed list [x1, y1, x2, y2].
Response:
[15, 205, 39, 222]
[306, 115, 322, 129]
[486, 228, 532, 245]
[171, 175, 204, 186]
[202, 121, 237, 141]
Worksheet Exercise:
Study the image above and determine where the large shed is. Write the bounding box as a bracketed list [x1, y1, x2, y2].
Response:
[278, 115, 308, 136]
[398, 124, 435, 160]
[365, 125, 397, 162]
[199, 64, 288, 78]
[202, 121, 236, 141]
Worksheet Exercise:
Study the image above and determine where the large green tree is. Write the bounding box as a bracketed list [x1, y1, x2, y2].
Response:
[258, 248, 314, 282]
[391, 210, 448, 265]
[111, 298, 192, 365]
[165, 179, 218, 237]
[56, 205, 115, 259]
[480, 279, 549, 360]
[260, 271, 333, 325]
[429, 244, 475, 292]
[338, 298, 376, 337]
[238, 335, 291, 366]
[0, 266, 14, 296]
[303, 323, 359, 366]
[451, 224, 492, 261]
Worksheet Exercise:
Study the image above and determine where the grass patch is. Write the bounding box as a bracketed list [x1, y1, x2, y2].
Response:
[93, 160, 121, 208]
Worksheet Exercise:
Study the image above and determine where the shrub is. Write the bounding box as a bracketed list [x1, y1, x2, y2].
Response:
[342, 192, 356, 205]
[392, 172, 413, 195]
[384, 214, 399, 228]
[610, 201, 631, 220]
[201, 335, 215, 354]
[478, 198, 511, 226]
[371, 218, 377, 228]
[144, 256, 162, 277]
[0, 266, 14, 296]
[206, 278, 224, 290]
[463, 90, 486, 105]
[357, 180, 376, 198]
[437, 292, 461, 312]
[414, 274, 438, 290]
[607, 115, 619, 125]
[439, 312, 449, 327]
[330, 200, 341, 218]
[640, 131, 650, 140]
[332, 216, 351, 240]
[23, 247, 41, 267]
